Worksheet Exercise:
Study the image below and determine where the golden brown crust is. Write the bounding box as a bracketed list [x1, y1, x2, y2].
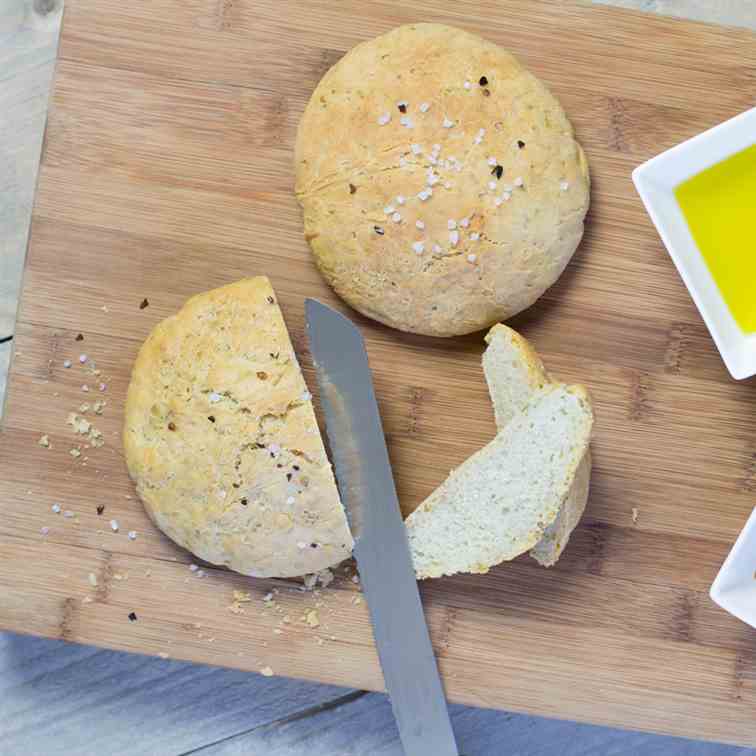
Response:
[123, 277, 353, 577]
[295, 23, 590, 337]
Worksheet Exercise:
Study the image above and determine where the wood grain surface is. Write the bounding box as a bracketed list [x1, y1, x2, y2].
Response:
[2, 0, 756, 746]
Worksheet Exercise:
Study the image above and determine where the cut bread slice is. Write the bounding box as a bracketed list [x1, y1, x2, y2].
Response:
[483, 325, 550, 427]
[483, 324, 592, 566]
[406, 384, 593, 579]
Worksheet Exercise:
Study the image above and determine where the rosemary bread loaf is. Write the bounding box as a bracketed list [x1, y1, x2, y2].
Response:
[295, 23, 590, 337]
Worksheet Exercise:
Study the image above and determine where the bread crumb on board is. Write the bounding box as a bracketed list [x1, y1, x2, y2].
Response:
[56, 343, 110, 472]
[229, 589, 253, 614]
[67, 412, 105, 447]
[303, 568, 335, 591]
[260, 665, 274, 677]
[631, 507, 639, 525]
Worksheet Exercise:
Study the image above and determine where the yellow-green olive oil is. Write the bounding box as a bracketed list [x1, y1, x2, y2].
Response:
[674, 144, 756, 332]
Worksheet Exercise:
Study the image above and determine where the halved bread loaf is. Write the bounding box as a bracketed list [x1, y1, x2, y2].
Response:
[483, 324, 592, 566]
[124, 278, 354, 578]
[406, 384, 593, 579]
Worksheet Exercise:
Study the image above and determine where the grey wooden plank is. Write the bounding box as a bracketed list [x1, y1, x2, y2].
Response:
[593, 0, 756, 30]
[0, 0, 62, 340]
[2, 633, 754, 756]
[0, 0, 63, 74]
[0, 58, 53, 337]
[0, 339, 10, 419]
[0, 0, 63, 419]
[0, 632, 353, 756]
[190, 690, 756, 756]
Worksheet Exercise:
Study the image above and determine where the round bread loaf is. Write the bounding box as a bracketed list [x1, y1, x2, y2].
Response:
[123, 277, 353, 578]
[295, 23, 589, 337]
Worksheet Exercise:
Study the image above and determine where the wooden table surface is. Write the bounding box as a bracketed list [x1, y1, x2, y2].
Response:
[4, 630, 756, 754]
[2, 1, 756, 754]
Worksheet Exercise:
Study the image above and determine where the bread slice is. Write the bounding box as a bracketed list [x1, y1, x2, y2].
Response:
[124, 277, 354, 578]
[482, 325, 551, 428]
[483, 324, 592, 566]
[529, 450, 591, 566]
[405, 384, 593, 579]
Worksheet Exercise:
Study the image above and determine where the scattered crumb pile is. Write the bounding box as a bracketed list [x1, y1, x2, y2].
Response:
[36, 331, 368, 677]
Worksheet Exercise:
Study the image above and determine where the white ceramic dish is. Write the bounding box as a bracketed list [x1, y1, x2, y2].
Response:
[632, 107, 756, 380]
[710, 507, 756, 628]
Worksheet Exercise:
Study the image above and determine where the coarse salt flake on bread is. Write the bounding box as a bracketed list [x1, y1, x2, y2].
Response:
[295, 23, 589, 337]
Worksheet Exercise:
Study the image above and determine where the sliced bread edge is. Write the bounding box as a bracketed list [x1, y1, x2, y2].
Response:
[406, 384, 593, 579]
[483, 324, 593, 567]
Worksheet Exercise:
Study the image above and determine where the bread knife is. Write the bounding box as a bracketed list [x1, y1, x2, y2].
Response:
[305, 299, 458, 756]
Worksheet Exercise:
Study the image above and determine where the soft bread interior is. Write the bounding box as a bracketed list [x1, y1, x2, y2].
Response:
[483, 324, 593, 566]
[406, 384, 593, 579]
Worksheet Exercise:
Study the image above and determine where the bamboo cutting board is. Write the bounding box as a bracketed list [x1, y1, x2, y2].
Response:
[2, 0, 756, 745]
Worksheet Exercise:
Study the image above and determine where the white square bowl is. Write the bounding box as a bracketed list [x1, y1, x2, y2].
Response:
[710, 507, 756, 628]
[632, 107, 756, 380]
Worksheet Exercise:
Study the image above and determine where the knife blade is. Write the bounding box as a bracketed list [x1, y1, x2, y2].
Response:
[305, 299, 458, 756]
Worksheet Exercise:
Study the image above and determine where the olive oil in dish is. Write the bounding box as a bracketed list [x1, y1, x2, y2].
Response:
[674, 144, 756, 333]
